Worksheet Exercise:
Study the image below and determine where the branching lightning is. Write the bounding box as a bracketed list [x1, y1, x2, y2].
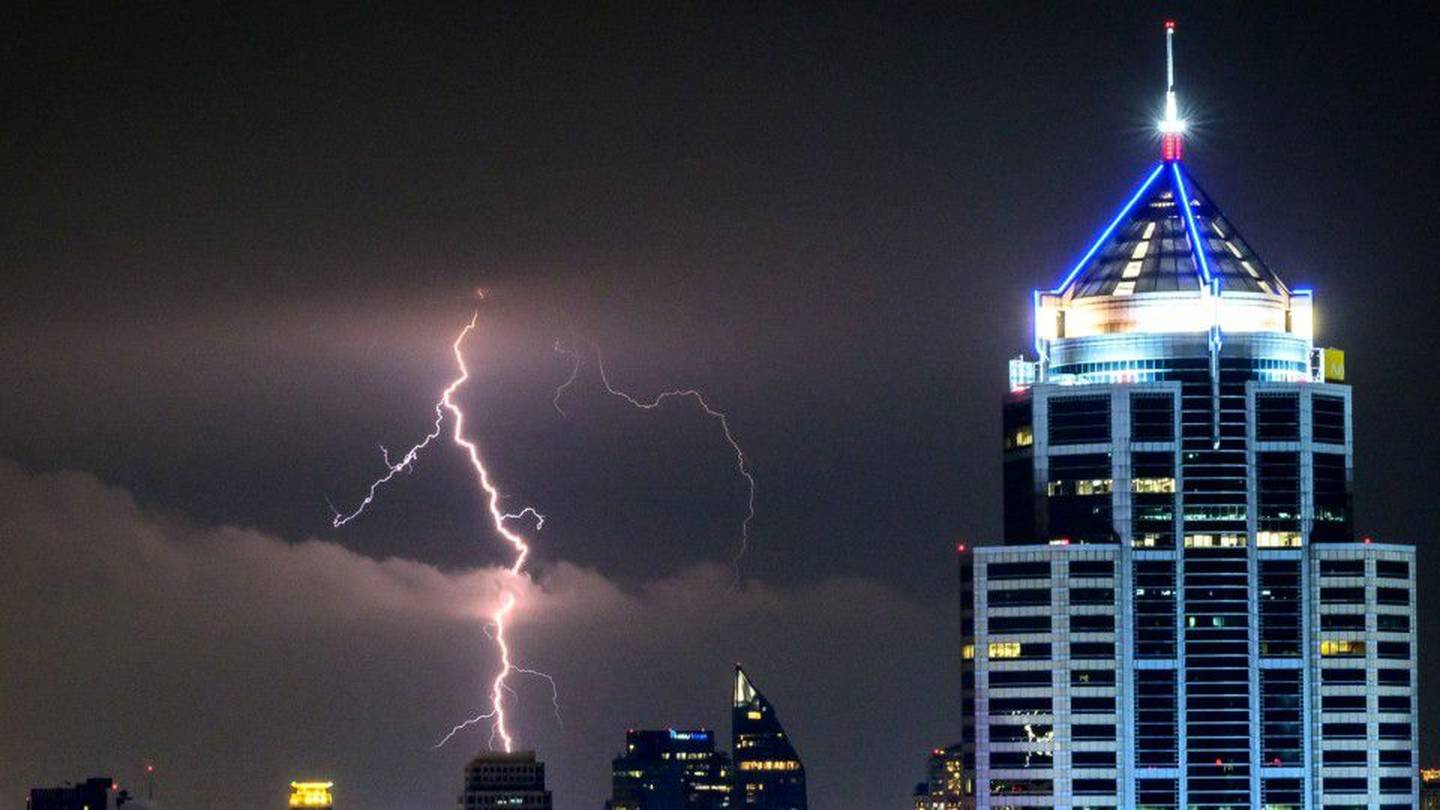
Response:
[329, 308, 556, 752]
[552, 341, 756, 587]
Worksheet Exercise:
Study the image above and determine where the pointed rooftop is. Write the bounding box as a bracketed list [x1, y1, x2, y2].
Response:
[1051, 162, 1289, 300]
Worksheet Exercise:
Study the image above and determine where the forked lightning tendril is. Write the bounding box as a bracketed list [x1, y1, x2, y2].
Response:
[330, 309, 557, 752]
[552, 341, 755, 588]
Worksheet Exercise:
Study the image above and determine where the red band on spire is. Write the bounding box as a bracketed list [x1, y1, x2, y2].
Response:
[1162, 132, 1183, 162]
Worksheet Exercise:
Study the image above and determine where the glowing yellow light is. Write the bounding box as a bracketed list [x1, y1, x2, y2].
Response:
[988, 642, 1022, 659]
[1257, 531, 1302, 548]
[1131, 477, 1176, 494]
[1320, 639, 1365, 657]
[289, 782, 334, 808]
[746, 710, 763, 720]
[738, 760, 801, 771]
[962, 644, 975, 660]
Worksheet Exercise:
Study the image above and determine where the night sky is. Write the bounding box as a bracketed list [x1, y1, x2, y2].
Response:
[3, 3, 1437, 808]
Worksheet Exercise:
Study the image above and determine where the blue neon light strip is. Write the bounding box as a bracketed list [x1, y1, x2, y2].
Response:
[1171, 161, 1213, 286]
[1051, 163, 1165, 294]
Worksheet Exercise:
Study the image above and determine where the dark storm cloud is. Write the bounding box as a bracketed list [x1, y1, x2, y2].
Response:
[0, 462, 952, 808]
[1, 0, 1437, 787]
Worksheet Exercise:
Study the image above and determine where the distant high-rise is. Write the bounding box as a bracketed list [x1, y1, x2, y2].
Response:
[960, 20, 1419, 809]
[288, 781, 333, 809]
[1422, 768, 1440, 810]
[731, 666, 805, 810]
[28, 777, 127, 810]
[457, 751, 552, 810]
[605, 728, 733, 809]
[911, 745, 965, 810]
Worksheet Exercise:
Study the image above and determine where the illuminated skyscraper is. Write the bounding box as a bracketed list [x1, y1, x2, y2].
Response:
[731, 666, 805, 810]
[606, 728, 733, 809]
[960, 21, 1419, 810]
[457, 751, 552, 810]
[1422, 768, 1440, 810]
[912, 745, 966, 810]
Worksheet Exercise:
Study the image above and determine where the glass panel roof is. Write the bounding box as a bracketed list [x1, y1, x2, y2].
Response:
[1059, 164, 1288, 299]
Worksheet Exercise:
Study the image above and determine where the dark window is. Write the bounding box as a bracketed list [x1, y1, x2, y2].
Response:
[1069, 559, 1114, 578]
[1322, 722, 1367, 739]
[1257, 452, 1300, 530]
[1312, 452, 1352, 541]
[1321, 695, 1365, 711]
[1319, 559, 1364, 577]
[1070, 587, 1114, 605]
[1071, 696, 1116, 714]
[1377, 695, 1411, 712]
[1259, 559, 1301, 657]
[988, 561, 1051, 580]
[1131, 394, 1174, 442]
[1378, 669, 1411, 686]
[1133, 559, 1177, 658]
[1072, 724, 1117, 741]
[1380, 776, 1413, 793]
[1377, 614, 1409, 632]
[1377, 640, 1410, 659]
[989, 670, 1052, 688]
[1049, 396, 1111, 445]
[1071, 641, 1115, 659]
[1256, 394, 1300, 440]
[988, 696, 1052, 715]
[988, 588, 1051, 607]
[1072, 751, 1115, 767]
[1135, 779, 1177, 805]
[1322, 668, 1365, 684]
[1261, 668, 1303, 765]
[1071, 614, 1113, 632]
[1321, 614, 1365, 631]
[1322, 777, 1366, 794]
[1003, 457, 1037, 543]
[989, 615, 1051, 634]
[1262, 777, 1302, 806]
[1313, 394, 1346, 443]
[1072, 778, 1117, 795]
[1320, 587, 1364, 604]
[1323, 749, 1367, 766]
[1376, 560, 1409, 579]
[1378, 749, 1412, 767]
[1376, 587, 1409, 606]
[1378, 722, 1411, 740]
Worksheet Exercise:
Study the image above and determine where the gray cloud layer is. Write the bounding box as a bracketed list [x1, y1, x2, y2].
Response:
[0, 462, 955, 808]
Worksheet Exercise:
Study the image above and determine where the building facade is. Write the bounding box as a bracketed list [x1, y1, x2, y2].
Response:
[960, 22, 1419, 810]
[732, 666, 806, 810]
[457, 751, 553, 810]
[606, 728, 733, 810]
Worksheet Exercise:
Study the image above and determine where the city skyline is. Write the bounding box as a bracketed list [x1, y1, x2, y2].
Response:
[2, 4, 1436, 808]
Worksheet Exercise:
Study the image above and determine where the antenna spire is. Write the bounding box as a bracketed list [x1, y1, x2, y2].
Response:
[1159, 20, 1186, 161]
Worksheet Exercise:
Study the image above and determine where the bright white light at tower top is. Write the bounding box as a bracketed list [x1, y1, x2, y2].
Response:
[1158, 20, 1187, 162]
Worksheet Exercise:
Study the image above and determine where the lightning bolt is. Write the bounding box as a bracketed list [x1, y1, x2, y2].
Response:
[552, 341, 756, 587]
[329, 308, 555, 752]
